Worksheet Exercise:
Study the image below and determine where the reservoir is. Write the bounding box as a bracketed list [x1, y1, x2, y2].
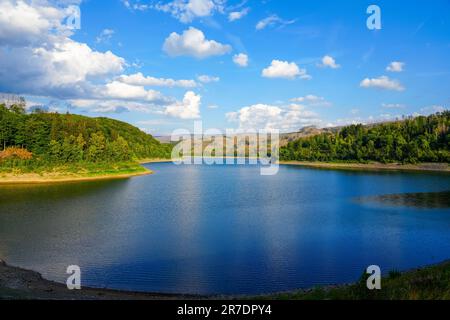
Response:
[0, 162, 449, 295]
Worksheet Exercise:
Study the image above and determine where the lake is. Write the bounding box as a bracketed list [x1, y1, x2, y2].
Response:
[0, 162, 450, 295]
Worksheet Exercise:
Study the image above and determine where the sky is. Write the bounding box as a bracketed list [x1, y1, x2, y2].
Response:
[0, 0, 449, 136]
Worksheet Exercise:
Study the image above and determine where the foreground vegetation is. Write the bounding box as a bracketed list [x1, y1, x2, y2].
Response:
[0, 100, 172, 176]
[0, 162, 150, 184]
[264, 261, 450, 300]
[280, 112, 450, 164]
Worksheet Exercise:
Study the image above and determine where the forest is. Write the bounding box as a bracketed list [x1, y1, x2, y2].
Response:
[0, 102, 172, 171]
[280, 111, 450, 164]
[2, 98, 449, 172]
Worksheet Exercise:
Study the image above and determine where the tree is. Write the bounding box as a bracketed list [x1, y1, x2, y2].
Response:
[87, 132, 107, 162]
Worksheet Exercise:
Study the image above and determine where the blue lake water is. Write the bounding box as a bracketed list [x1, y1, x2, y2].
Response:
[0, 162, 450, 295]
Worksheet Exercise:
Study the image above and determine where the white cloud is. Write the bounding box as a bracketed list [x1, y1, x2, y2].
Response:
[226, 103, 321, 132]
[69, 99, 155, 113]
[153, 0, 224, 23]
[262, 60, 311, 80]
[386, 61, 405, 72]
[0, 0, 205, 117]
[290, 95, 331, 107]
[197, 75, 220, 83]
[228, 8, 249, 21]
[102, 81, 164, 102]
[207, 104, 219, 109]
[164, 91, 201, 119]
[0, 0, 125, 97]
[163, 27, 232, 58]
[360, 76, 405, 91]
[0, 37, 125, 96]
[121, 0, 150, 11]
[381, 103, 406, 109]
[42, 41, 125, 84]
[118, 72, 197, 88]
[318, 55, 340, 69]
[233, 53, 248, 67]
[96, 29, 115, 43]
[256, 14, 295, 30]
[0, 0, 73, 47]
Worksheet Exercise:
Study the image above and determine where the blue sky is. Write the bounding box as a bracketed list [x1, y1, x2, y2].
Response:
[0, 0, 449, 135]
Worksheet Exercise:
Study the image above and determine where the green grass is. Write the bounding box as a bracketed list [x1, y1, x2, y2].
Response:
[0, 161, 148, 177]
[262, 261, 450, 300]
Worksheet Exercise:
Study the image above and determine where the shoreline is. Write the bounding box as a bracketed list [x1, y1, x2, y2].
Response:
[138, 158, 174, 164]
[279, 161, 450, 173]
[1, 258, 449, 300]
[0, 259, 202, 300]
[1, 160, 449, 185]
[0, 168, 152, 185]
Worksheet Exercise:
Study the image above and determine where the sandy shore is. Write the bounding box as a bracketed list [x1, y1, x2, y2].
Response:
[138, 158, 175, 164]
[2, 160, 448, 185]
[279, 161, 450, 173]
[0, 169, 152, 185]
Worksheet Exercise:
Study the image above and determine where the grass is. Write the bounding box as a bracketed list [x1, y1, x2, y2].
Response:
[0, 161, 150, 183]
[262, 261, 450, 300]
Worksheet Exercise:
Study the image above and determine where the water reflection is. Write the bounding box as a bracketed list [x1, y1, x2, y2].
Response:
[1, 163, 450, 295]
[356, 191, 450, 209]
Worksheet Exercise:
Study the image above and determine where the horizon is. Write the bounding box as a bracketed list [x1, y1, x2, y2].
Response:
[0, 0, 449, 136]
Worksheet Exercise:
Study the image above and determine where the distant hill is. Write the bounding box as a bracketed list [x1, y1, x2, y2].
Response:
[0, 103, 172, 167]
[280, 112, 450, 164]
[280, 126, 339, 146]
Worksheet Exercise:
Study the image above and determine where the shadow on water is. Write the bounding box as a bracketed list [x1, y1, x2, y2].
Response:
[356, 191, 450, 209]
[0, 180, 130, 206]
[2, 163, 450, 295]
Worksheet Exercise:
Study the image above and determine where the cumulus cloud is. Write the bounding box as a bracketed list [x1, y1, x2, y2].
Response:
[228, 7, 249, 21]
[197, 75, 220, 83]
[0, 0, 204, 118]
[318, 55, 340, 69]
[0, 0, 75, 47]
[290, 95, 331, 107]
[163, 27, 231, 58]
[69, 98, 156, 113]
[226, 103, 321, 132]
[262, 60, 311, 80]
[164, 91, 201, 119]
[0, 37, 125, 98]
[233, 53, 248, 67]
[117, 72, 197, 88]
[0, 0, 125, 97]
[102, 81, 165, 102]
[256, 14, 295, 30]
[386, 61, 405, 72]
[360, 76, 405, 91]
[153, 0, 225, 23]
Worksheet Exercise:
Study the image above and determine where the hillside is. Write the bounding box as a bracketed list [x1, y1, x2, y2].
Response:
[0, 102, 172, 174]
[280, 126, 339, 147]
[280, 112, 450, 164]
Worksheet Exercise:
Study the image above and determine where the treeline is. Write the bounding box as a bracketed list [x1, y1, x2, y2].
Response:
[280, 112, 450, 164]
[0, 103, 172, 169]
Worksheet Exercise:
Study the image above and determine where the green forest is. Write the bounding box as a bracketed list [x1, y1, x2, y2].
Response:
[0, 102, 172, 172]
[2, 98, 449, 174]
[280, 112, 450, 164]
